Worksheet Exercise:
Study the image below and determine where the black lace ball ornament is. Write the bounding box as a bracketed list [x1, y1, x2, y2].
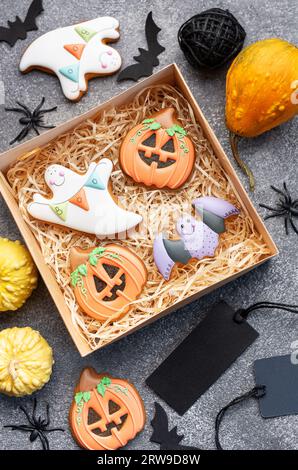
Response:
[178, 8, 246, 70]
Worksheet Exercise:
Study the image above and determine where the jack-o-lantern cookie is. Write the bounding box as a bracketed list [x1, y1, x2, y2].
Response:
[69, 367, 146, 450]
[27, 159, 142, 238]
[119, 108, 195, 189]
[20, 18, 121, 101]
[70, 244, 147, 322]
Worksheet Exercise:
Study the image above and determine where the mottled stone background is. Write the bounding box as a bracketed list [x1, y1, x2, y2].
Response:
[0, 0, 297, 450]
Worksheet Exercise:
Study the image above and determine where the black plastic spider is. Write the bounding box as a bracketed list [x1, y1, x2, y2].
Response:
[5, 97, 57, 145]
[4, 398, 64, 450]
[260, 182, 298, 235]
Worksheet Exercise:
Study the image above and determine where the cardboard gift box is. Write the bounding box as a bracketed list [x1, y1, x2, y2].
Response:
[0, 64, 278, 356]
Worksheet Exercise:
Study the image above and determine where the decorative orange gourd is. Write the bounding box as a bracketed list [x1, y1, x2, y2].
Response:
[69, 367, 146, 450]
[70, 244, 147, 322]
[119, 108, 195, 189]
[226, 38, 298, 190]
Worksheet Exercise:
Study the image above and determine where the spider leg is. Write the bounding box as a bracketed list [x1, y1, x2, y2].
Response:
[4, 424, 35, 431]
[10, 125, 30, 145]
[38, 431, 50, 450]
[289, 215, 298, 235]
[290, 208, 298, 216]
[31, 123, 40, 136]
[16, 101, 32, 116]
[36, 124, 55, 130]
[33, 97, 45, 116]
[264, 212, 287, 220]
[284, 216, 289, 235]
[271, 185, 285, 197]
[259, 204, 284, 212]
[5, 107, 27, 115]
[46, 427, 65, 433]
[283, 182, 291, 201]
[20, 405, 35, 427]
[38, 106, 58, 114]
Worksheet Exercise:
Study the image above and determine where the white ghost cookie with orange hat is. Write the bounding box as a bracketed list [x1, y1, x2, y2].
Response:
[27, 159, 142, 238]
[20, 17, 121, 101]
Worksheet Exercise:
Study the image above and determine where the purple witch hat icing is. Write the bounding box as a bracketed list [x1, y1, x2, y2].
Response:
[153, 197, 239, 280]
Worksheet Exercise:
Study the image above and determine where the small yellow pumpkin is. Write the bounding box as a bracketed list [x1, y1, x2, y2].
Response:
[226, 38, 298, 189]
[0, 327, 54, 397]
[0, 238, 38, 312]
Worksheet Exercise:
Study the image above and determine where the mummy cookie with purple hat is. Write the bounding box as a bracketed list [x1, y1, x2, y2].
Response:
[153, 197, 239, 280]
[20, 17, 121, 101]
[27, 159, 142, 238]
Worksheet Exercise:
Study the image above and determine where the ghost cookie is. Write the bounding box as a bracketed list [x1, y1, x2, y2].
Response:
[153, 197, 239, 280]
[69, 367, 146, 450]
[70, 244, 147, 322]
[19, 17, 121, 101]
[27, 159, 142, 238]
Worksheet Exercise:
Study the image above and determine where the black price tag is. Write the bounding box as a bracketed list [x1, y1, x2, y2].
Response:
[254, 355, 298, 418]
[146, 301, 259, 415]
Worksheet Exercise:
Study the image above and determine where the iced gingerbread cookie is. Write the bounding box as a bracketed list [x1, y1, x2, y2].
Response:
[69, 367, 146, 451]
[19, 17, 121, 101]
[119, 108, 195, 189]
[154, 197, 239, 280]
[27, 159, 142, 238]
[70, 244, 147, 322]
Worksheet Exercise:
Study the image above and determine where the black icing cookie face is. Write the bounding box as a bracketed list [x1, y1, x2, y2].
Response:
[19, 17, 122, 101]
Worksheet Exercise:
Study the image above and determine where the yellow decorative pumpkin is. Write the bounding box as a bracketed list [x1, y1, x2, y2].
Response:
[0, 327, 53, 396]
[0, 238, 38, 312]
[226, 38, 298, 189]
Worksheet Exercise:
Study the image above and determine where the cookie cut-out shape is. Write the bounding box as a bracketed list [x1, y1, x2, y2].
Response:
[120, 108, 195, 189]
[0, 0, 44, 48]
[27, 159, 142, 238]
[117, 11, 165, 82]
[20, 17, 121, 101]
[153, 197, 239, 280]
[151, 402, 199, 450]
[69, 367, 146, 450]
[70, 244, 147, 322]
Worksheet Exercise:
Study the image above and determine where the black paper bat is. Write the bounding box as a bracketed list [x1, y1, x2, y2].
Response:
[117, 11, 165, 82]
[0, 0, 44, 47]
[150, 402, 200, 450]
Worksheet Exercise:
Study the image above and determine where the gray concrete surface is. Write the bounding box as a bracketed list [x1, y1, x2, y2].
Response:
[0, 0, 297, 450]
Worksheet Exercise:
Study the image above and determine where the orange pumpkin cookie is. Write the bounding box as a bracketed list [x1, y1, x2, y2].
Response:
[69, 367, 146, 450]
[70, 244, 147, 322]
[119, 108, 195, 189]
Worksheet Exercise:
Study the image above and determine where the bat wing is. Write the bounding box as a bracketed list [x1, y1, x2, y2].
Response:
[150, 402, 200, 450]
[150, 402, 171, 446]
[145, 11, 165, 60]
[0, 26, 16, 46]
[193, 197, 239, 234]
[23, 0, 44, 31]
[117, 62, 153, 82]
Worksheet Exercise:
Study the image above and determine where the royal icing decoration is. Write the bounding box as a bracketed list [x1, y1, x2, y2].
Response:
[27, 159, 142, 237]
[69, 367, 146, 451]
[119, 108, 195, 189]
[19, 17, 121, 101]
[70, 244, 147, 322]
[153, 197, 239, 280]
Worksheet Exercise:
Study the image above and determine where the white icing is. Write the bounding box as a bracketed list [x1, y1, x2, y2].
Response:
[20, 17, 121, 100]
[28, 159, 142, 237]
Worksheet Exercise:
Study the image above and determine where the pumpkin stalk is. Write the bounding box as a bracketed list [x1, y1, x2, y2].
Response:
[229, 132, 255, 191]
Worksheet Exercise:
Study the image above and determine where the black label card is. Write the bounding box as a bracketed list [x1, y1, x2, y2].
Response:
[146, 301, 259, 415]
[254, 355, 298, 418]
